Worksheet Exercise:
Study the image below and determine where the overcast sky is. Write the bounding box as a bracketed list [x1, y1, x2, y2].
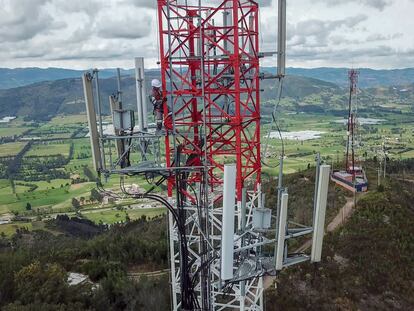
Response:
[0, 0, 413, 69]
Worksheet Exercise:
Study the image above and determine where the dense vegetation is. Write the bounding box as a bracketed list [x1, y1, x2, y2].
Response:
[0, 163, 413, 309]
[0, 216, 170, 310]
[262, 166, 347, 240]
[265, 167, 414, 310]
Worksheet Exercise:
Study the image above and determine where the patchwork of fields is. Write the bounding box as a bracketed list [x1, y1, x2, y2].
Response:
[0, 108, 413, 235]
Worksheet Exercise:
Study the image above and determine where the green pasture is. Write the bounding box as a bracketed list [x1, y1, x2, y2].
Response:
[25, 142, 71, 157]
[0, 221, 46, 237]
[0, 222, 32, 236]
[82, 207, 166, 224]
[0, 127, 31, 138]
[50, 114, 87, 125]
[0, 142, 27, 157]
[0, 182, 95, 215]
[27, 121, 82, 139]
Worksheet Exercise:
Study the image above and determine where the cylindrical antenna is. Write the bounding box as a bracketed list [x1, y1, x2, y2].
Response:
[277, 0, 287, 77]
[135, 57, 148, 132]
[116, 68, 123, 107]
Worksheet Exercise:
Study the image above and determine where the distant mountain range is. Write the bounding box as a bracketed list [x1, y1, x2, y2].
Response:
[1, 67, 414, 90]
[0, 74, 342, 121]
[0, 69, 412, 121]
[262, 67, 414, 88]
[0, 68, 135, 90]
[285, 67, 414, 88]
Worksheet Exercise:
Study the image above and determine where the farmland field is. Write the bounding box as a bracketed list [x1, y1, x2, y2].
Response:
[0, 221, 47, 237]
[82, 207, 166, 224]
[49, 114, 87, 125]
[25, 141, 71, 157]
[0, 127, 31, 138]
[1, 109, 414, 225]
[0, 141, 27, 157]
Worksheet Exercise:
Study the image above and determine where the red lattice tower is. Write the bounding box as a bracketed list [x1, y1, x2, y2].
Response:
[346, 69, 360, 174]
[157, 0, 261, 203]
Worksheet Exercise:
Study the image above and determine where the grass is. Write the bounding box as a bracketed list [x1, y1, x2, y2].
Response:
[26, 121, 82, 139]
[0, 127, 31, 138]
[0, 221, 46, 237]
[0, 179, 10, 190]
[26, 142, 71, 157]
[33, 179, 71, 191]
[0, 142, 27, 157]
[400, 150, 414, 158]
[0, 182, 95, 215]
[0, 222, 32, 236]
[82, 208, 166, 224]
[127, 208, 167, 220]
[50, 114, 87, 125]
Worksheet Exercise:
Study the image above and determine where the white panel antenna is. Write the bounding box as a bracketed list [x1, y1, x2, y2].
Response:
[277, 0, 287, 77]
[275, 192, 288, 270]
[82, 73, 102, 172]
[221, 164, 237, 281]
[311, 164, 331, 262]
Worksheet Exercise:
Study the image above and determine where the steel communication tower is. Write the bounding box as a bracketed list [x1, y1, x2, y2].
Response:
[157, 1, 263, 309]
[82, 1, 331, 310]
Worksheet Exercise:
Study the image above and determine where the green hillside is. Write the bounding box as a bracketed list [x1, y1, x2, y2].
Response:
[0, 163, 413, 310]
[265, 162, 414, 310]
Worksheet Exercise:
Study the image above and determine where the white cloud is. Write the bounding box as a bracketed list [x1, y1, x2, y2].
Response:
[94, 7, 153, 39]
[0, 0, 412, 69]
[316, 0, 392, 11]
[0, 0, 64, 42]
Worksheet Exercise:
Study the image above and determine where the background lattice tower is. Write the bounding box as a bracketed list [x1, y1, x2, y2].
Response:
[346, 69, 360, 175]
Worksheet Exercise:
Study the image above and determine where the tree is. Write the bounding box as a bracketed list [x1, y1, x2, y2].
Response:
[72, 198, 80, 210]
[83, 166, 96, 182]
[90, 188, 103, 203]
[25, 203, 32, 211]
[14, 262, 67, 305]
[9, 179, 16, 194]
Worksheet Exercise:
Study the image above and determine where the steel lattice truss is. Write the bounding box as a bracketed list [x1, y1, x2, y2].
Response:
[158, 0, 261, 201]
[158, 0, 264, 310]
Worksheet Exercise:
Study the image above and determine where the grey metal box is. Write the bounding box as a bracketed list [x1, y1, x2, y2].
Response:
[252, 208, 272, 230]
[113, 110, 135, 131]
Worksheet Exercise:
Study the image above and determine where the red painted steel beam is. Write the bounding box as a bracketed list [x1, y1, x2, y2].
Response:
[158, 0, 261, 202]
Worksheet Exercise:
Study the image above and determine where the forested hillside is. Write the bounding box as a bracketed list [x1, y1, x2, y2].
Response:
[1, 161, 412, 310]
[265, 161, 414, 310]
[0, 216, 170, 310]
